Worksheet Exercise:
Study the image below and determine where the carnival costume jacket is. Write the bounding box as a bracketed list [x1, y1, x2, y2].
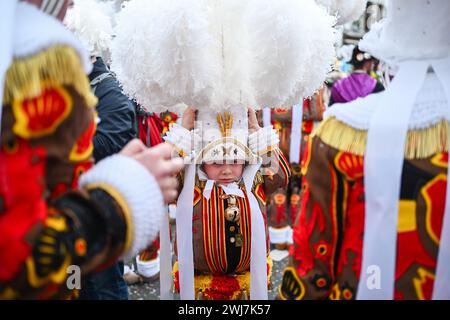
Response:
[166, 124, 291, 299]
[279, 73, 448, 300]
[0, 3, 164, 299]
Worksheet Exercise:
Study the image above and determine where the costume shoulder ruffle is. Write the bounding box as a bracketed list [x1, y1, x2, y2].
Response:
[314, 73, 449, 160]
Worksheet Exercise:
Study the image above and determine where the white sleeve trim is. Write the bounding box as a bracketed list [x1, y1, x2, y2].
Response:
[163, 123, 199, 156]
[79, 154, 164, 262]
[248, 125, 280, 154]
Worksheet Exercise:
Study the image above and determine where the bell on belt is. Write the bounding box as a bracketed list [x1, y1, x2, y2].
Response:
[223, 195, 240, 223]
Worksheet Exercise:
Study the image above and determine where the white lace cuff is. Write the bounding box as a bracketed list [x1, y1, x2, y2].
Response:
[248, 126, 280, 155]
[79, 154, 164, 262]
[164, 123, 199, 157]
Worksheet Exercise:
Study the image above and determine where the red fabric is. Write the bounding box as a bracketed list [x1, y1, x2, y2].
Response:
[138, 113, 164, 147]
[204, 276, 241, 300]
[292, 183, 316, 277]
[18, 86, 71, 135]
[0, 140, 47, 280]
[337, 180, 365, 277]
[137, 113, 164, 257]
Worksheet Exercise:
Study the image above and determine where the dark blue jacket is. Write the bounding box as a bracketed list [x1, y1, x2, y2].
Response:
[89, 57, 136, 162]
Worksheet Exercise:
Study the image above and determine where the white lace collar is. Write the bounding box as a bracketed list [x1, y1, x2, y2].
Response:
[325, 72, 449, 130]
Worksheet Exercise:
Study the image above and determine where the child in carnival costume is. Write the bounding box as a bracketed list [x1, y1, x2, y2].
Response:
[164, 105, 289, 300]
[111, 0, 337, 300]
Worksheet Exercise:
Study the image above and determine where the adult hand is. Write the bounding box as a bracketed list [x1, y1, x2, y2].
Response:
[248, 107, 261, 133]
[181, 107, 197, 130]
[121, 140, 184, 203]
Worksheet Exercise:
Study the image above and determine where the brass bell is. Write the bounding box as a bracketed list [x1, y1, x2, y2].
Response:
[224, 196, 240, 223]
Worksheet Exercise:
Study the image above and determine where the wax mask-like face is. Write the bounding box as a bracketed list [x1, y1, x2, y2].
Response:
[203, 161, 244, 185]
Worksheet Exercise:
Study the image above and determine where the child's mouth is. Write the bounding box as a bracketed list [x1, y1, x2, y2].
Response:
[219, 179, 234, 184]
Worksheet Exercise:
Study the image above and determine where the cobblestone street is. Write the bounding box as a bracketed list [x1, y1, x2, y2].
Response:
[128, 248, 289, 300]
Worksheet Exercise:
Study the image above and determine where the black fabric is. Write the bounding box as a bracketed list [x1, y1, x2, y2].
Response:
[373, 81, 385, 94]
[53, 191, 109, 266]
[53, 189, 127, 267]
[89, 57, 137, 162]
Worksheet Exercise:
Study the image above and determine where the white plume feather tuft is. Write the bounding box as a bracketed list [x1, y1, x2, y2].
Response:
[112, 0, 336, 112]
[64, 0, 113, 57]
[111, 0, 219, 113]
[247, 0, 336, 107]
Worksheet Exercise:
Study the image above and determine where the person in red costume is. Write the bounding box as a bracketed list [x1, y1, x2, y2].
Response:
[279, 0, 450, 300]
[0, 0, 183, 299]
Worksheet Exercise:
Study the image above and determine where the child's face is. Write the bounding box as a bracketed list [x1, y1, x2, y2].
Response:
[203, 161, 244, 185]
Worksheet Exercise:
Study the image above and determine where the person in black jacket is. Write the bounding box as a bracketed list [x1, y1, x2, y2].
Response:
[90, 57, 137, 162]
[78, 56, 137, 300]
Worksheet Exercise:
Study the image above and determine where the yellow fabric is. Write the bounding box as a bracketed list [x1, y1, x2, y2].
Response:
[314, 117, 448, 160]
[397, 200, 417, 233]
[173, 256, 273, 300]
[3, 45, 97, 108]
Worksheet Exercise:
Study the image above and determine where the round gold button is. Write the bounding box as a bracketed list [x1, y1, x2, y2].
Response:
[230, 237, 236, 243]
[230, 226, 236, 232]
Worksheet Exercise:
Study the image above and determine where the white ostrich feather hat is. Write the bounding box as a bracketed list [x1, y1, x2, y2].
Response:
[111, 0, 336, 164]
[194, 105, 258, 164]
[359, 0, 450, 65]
[111, 0, 337, 114]
[64, 0, 113, 58]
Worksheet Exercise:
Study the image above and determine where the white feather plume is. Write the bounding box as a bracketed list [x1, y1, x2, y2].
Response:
[315, 0, 367, 25]
[111, 0, 336, 112]
[207, 0, 255, 110]
[111, 0, 219, 113]
[64, 0, 113, 57]
[247, 0, 336, 107]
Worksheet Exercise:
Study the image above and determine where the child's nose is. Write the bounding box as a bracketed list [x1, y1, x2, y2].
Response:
[222, 165, 232, 174]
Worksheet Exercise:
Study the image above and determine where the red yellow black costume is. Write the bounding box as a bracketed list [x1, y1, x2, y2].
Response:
[0, 1, 164, 299]
[279, 73, 449, 300]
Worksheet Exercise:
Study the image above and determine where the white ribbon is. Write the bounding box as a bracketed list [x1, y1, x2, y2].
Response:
[358, 60, 429, 300]
[243, 160, 268, 300]
[159, 208, 173, 300]
[176, 159, 267, 300]
[202, 180, 245, 200]
[358, 58, 450, 300]
[0, 0, 17, 136]
[289, 103, 303, 164]
[432, 57, 450, 300]
[263, 107, 271, 128]
[176, 163, 196, 300]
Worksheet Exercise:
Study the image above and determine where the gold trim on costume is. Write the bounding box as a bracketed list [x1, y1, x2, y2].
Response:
[12, 82, 73, 139]
[314, 117, 448, 160]
[217, 112, 233, 137]
[278, 267, 306, 300]
[397, 200, 417, 233]
[26, 253, 71, 288]
[413, 267, 435, 300]
[4, 45, 97, 108]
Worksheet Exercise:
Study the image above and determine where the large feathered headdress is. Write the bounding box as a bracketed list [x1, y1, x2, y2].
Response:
[111, 0, 337, 113]
[64, 0, 113, 57]
[111, 0, 337, 301]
